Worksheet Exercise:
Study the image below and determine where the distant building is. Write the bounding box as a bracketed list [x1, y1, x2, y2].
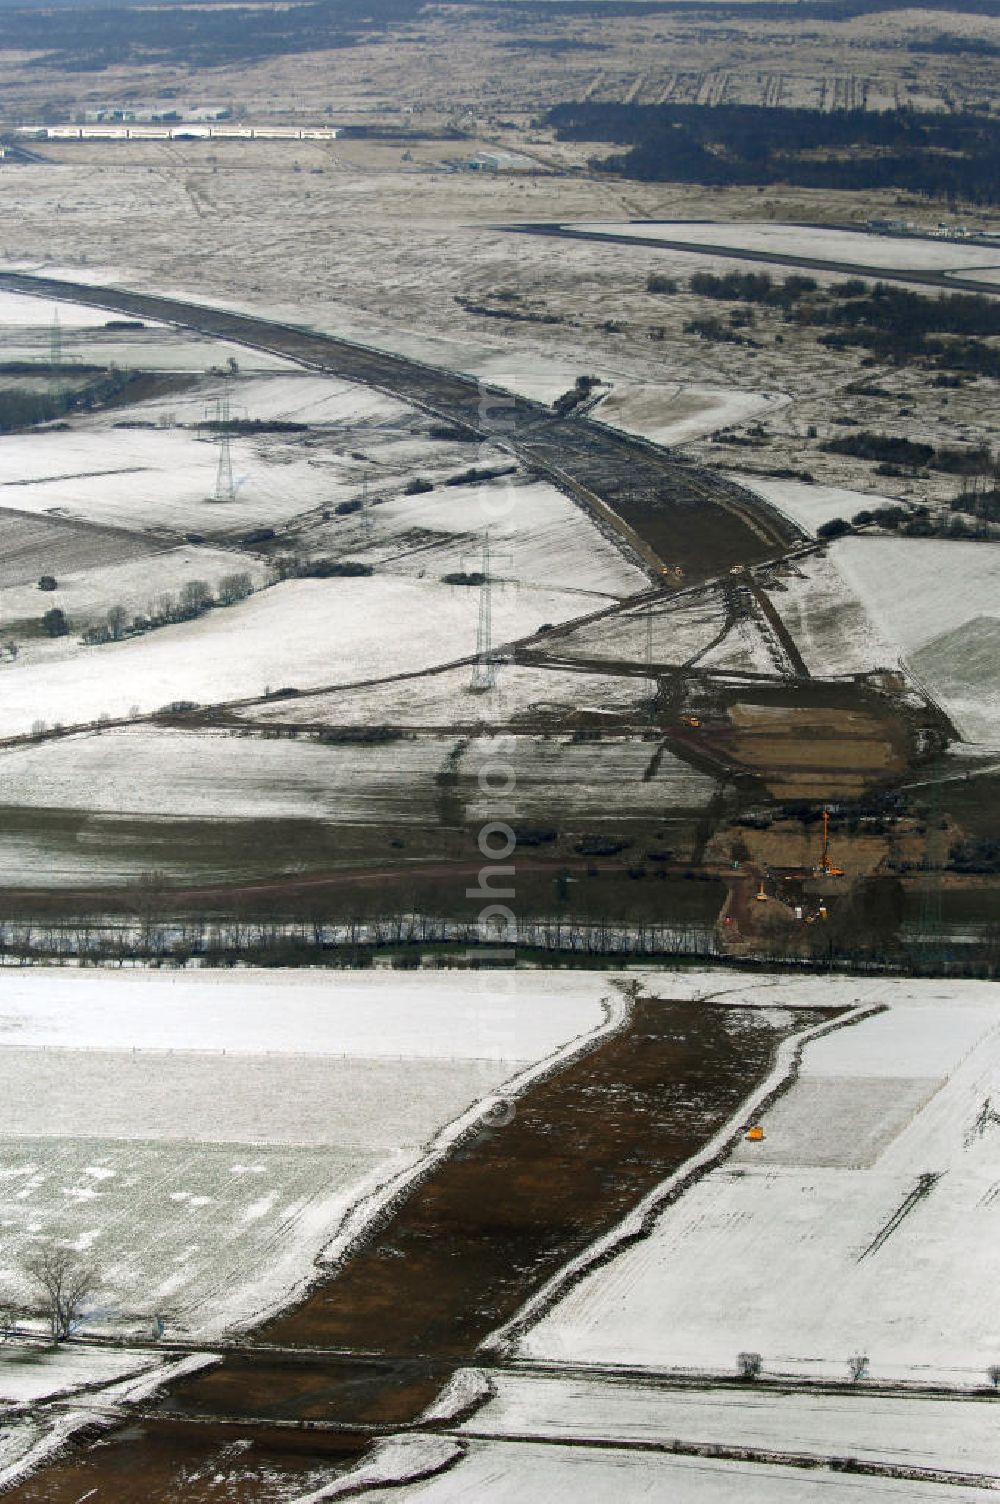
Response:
[19, 123, 338, 143]
[866, 217, 913, 235]
[465, 149, 537, 173]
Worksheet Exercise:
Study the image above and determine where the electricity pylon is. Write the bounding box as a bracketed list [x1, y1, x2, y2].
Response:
[464, 531, 513, 693]
[211, 390, 235, 503]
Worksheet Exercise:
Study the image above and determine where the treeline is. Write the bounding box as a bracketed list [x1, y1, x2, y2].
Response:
[547, 102, 1000, 203]
[908, 34, 1000, 56]
[80, 571, 254, 646]
[661, 271, 1000, 375]
[0, 366, 135, 433]
[0, 911, 997, 979]
[820, 495, 1000, 541]
[951, 485, 1000, 524]
[821, 432, 994, 476]
[685, 271, 820, 307]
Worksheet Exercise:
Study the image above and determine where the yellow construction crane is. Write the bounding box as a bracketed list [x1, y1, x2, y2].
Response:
[818, 809, 844, 877]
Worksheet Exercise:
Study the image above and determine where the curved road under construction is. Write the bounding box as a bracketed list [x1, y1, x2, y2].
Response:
[0, 270, 801, 584]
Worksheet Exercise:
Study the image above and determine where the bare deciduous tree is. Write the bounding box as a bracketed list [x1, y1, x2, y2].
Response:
[217, 571, 253, 606]
[180, 579, 212, 616]
[737, 1351, 762, 1381]
[25, 1248, 97, 1342]
[106, 604, 129, 641]
[847, 1352, 869, 1384]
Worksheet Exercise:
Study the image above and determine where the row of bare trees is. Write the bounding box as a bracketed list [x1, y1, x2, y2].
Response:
[81, 571, 254, 646]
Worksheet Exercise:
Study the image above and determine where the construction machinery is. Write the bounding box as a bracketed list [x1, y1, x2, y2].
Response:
[817, 809, 844, 877]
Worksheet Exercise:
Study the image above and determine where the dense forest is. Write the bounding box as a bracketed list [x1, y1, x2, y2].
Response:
[547, 102, 1000, 204]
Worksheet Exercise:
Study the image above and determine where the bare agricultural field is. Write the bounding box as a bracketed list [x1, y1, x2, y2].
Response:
[0, 507, 159, 590]
[0, 725, 717, 885]
[0, 726, 454, 825]
[241, 662, 655, 730]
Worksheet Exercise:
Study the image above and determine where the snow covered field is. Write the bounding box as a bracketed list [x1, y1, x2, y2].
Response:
[0, 543, 268, 641]
[244, 663, 654, 728]
[0, 290, 119, 329]
[0, 1343, 162, 1404]
[0, 507, 159, 590]
[0, 968, 609, 1058]
[0, 426, 337, 535]
[0, 574, 590, 737]
[0, 287, 290, 372]
[569, 222, 1000, 277]
[518, 984, 1000, 1387]
[0, 970, 614, 1336]
[349, 475, 649, 600]
[453, 1371, 1000, 1480]
[832, 537, 1000, 743]
[550, 589, 726, 667]
[733, 476, 896, 536]
[326, 1438, 999, 1504]
[122, 371, 410, 428]
[762, 551, 893, 678]
[0, 726, 452, 825]
[596, 382, 789, 447]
